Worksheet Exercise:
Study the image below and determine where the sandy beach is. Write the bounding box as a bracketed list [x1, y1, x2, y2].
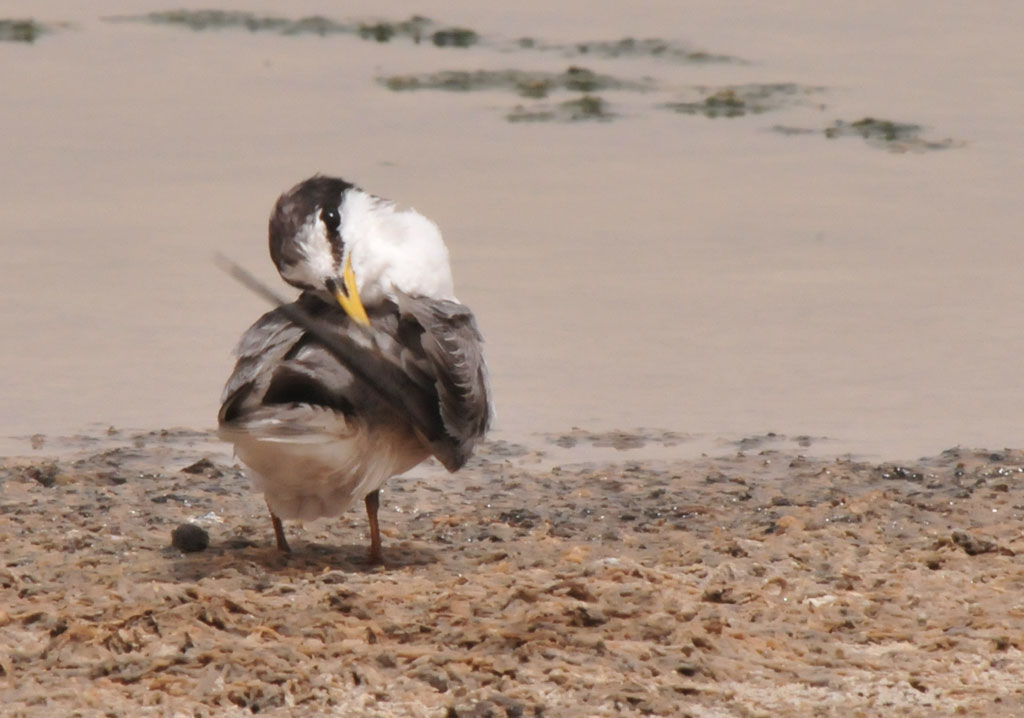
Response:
[2, 429, 1024, 716]
[4, 2, 1024, 716]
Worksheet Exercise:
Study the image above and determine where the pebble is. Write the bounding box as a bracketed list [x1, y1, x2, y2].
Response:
[171, 523, 210, 552]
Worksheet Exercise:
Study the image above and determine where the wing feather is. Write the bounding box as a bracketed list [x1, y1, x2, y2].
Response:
[396, 292, 492, 469]
[219, 292, 491, 472]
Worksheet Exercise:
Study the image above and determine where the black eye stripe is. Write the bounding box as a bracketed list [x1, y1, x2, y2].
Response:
[320, 207, 344, 267]
[320, 207, 341, 233]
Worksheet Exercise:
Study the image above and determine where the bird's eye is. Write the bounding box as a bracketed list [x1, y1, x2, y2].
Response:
[321, 208, 340, 232]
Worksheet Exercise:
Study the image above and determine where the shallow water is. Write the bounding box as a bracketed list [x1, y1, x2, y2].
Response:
[2, 1, 1023, 459]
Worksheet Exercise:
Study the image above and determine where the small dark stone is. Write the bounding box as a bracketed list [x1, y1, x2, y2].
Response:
[25, 463, 59, 487]
[498, 508, 540, 528]
[152, 493, 192, 504]
[489, 694, 527, 718]
[702, 587, 736, 604]
[726, 542, 748, 557]
[171, 523, 209, 552]
[181, 457, 222, 476]
[570, 605, 607, 627]
[415, 666, 449, 692]
[880, 465, 923, 482]
[951, 530, 997, 556]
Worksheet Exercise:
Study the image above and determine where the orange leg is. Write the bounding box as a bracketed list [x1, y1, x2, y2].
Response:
[365, 489, 383, 564]
[267, 502, 291, 553]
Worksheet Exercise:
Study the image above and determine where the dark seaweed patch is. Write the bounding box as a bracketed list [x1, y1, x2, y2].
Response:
[573, 37, 741, 63]
[507, 94, 615, 123]
[103, 12, 739, 67]
[774, 117, 961, 152]
[381, 66, 648, 98]
[827, 117, 923, 142]
[522, 36, 743, 64]
[106, 11, 470, 46]
[664, 83, 825, 118]
[666, 90, 747, 118]
[106, 10, 340, 34]
[357, 21, 396, 42]
[431, 27, 478, 48]
[562, 65, 608, 92]
[0, 19, 51, 43]
[506, 95, 615, 123]
[561, 94, 613, 121]
[383, 70, 494, 93]
[356, 16, 431, 43]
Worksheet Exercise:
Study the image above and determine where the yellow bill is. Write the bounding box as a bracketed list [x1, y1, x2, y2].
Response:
[333, 255, 370, 326]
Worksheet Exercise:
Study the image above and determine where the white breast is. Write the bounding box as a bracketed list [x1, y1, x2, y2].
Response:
[227, 405, 429, 520]
[340, 189, 457, 306]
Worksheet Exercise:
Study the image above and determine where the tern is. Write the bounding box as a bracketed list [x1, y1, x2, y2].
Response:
[218, 175, 492, 563]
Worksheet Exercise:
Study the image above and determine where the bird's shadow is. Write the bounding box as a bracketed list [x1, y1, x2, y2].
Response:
[165, 538, 439, 582]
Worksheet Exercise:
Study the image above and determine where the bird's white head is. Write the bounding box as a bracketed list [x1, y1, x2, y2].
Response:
[269, 175, 456, 325]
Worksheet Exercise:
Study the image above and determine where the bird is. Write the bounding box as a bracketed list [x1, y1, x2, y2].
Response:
[218, 175, 492, 563]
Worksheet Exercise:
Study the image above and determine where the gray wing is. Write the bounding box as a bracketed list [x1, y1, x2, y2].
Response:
[396, 292, 493, 470]
[218, 303, 416, 438]
[219, 294, 491, 470]
[219, 309, 303, 414]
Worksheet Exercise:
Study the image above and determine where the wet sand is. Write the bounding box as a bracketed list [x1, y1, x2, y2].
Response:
[2, 430, 1023, 716]
[2, 2, 1024, 457]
